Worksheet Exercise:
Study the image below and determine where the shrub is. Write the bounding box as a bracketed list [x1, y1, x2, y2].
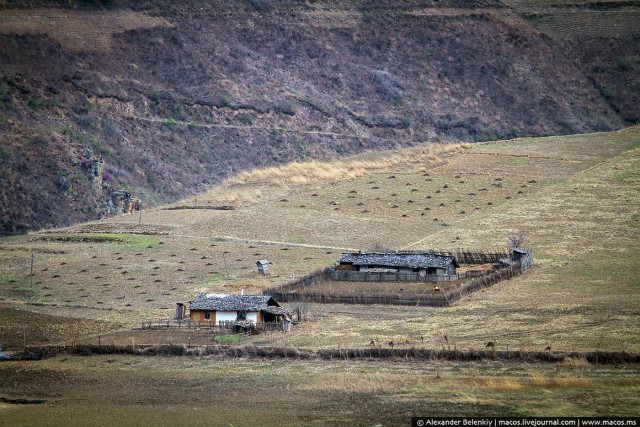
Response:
[371, 70, 405, 102]
[219, 96, 232, 108]
[76, 114, 97, 128]
[599, 85, 615, 100]
[236, 112, 255, 126]
[149, 90, 160, 106]
[270, 102, 296, 116]
[163, 117, 177, 130]
[0, 82, 13, 109]
[28, 98, 43, 111]
[617, 57, 634, 72]
[247, 0, 271, 13]
[102, 119, 121, 139]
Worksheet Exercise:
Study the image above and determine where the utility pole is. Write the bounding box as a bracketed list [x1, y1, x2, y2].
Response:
[223, 253, 229, 278]
[29, 251, 34, 287]
[138, 192, 144, 224]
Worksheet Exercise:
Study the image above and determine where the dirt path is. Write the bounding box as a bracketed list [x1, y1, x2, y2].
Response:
[127, 114, 417, 146]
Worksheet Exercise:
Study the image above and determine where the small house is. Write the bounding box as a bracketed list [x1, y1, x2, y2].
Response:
[334, 252, 459, 281]
[188, 294, 287, 325]
[256, 259, 270, 275]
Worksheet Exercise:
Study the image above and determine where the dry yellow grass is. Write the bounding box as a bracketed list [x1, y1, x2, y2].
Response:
[529, 372, 596, 388]
[473, 376, 525, 390]
[472, 372, 620, 390]
[223, 143, 469, 187]
[0, 9, 171, 52]
[290, 371, 407, 393]
[562, 356, 591, 368]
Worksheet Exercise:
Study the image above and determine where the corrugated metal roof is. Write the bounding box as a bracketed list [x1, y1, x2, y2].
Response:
[188, 294, 279, 311]
[256, 260, 270, 265]
[337, 252, 458, 269]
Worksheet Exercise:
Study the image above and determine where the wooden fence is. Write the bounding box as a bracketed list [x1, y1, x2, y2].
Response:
[444, 260, 526, 305]
[140, 319, 288, 332]
[268, 291, 449, 307]
[330, 270, 459, 283]
[264, 249, 534, 307]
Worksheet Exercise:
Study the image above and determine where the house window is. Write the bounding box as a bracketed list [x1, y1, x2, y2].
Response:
[238, 311, 247, 320]
[204, 311, 210, 320]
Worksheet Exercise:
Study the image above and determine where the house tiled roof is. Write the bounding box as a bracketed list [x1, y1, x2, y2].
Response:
[337, 252, 458, 269]
[188, 294, 279, 311]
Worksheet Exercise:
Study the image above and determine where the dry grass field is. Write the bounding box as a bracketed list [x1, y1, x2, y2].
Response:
[1, 127, 639, 421]
[0, 355, 638, 426]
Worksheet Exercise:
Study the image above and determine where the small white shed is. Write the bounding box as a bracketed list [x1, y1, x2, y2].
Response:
[256, 259, 270, 275]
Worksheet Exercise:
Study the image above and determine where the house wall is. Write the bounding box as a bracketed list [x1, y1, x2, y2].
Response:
[190, 310, 216, 324]
[190, 310, 264, 324]
[216, 311, 237, 323]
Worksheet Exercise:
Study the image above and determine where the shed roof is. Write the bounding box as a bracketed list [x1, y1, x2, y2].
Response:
[256, 260, 270, 266]
[188, 294, 279, 311]
[337, 252, 458, 269]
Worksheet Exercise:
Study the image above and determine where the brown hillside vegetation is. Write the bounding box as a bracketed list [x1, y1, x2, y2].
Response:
[1, 0, 639, 234]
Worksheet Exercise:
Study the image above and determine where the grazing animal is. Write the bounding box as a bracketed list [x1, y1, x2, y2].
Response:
[388, 341, 394, 349]
[486, 341, 496, 349]
[433, 285, 440, 291]
[369, 340, 376, 347]
[127, 197, 141, 214]
[545, 346, 552, 352]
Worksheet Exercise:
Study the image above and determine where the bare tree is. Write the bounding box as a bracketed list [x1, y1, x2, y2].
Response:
[291, 303, 309, 322]
[507, 229, 528, 248]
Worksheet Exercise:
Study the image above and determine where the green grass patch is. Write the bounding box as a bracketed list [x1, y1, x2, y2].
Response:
[209, 272, 226, 282]
[118, 235, 161, 251]
[214, 334, 242, 343]
[32, 234, 125, 243]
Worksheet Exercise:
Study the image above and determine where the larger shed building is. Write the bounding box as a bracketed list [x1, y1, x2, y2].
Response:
[333, 252, 459, 282]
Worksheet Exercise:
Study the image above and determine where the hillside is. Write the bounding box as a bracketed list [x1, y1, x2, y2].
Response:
[1, 126, 638, 350]
[0, 128, 638, 423]
[1, 0, 639, 235]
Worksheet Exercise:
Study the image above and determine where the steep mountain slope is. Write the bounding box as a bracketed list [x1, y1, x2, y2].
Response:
[1, 0, 639, 235]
